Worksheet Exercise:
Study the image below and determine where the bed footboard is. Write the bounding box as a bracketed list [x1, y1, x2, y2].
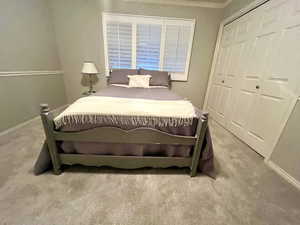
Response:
[40, 104, 208, 177]
[40, 104, 62, 175]
[190, 112, 208, 177]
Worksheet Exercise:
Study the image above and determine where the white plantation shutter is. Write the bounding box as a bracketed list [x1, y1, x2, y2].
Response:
[163, 25, 192, 73]
[136, 24, 162, 70]
[106, 22, 132, 69]
[103, 13, 195, 80]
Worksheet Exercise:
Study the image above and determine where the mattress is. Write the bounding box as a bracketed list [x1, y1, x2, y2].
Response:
[55, 86, 198, 131]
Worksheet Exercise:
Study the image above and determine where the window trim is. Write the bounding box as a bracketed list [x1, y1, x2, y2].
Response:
[102, 12, 196, 81]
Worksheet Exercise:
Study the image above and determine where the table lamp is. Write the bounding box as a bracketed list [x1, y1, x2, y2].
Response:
[81, 62, 99, 95]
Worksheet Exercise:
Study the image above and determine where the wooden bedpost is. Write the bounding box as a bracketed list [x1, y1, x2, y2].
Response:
[40, 104, 62, 175]
[190, 112, 209, 177]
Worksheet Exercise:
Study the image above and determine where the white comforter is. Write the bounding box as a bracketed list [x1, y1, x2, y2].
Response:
[54, 96, 196, 128]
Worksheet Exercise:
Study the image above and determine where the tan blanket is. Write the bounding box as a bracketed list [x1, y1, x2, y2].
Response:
[54, 96, 197, 129]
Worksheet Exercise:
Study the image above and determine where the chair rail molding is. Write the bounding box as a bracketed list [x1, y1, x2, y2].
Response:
[0, 70, 63, 77]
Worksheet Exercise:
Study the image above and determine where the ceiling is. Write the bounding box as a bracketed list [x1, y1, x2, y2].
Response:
[123, 0, 232, 8]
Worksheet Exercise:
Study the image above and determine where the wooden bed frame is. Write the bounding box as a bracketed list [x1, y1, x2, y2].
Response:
[40, 71, 208, 177]
[40, 104, 208, 177]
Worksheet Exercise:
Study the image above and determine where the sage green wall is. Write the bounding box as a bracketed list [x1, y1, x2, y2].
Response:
[0, 76, 66, 132]
[49, 0, 223, 108]
[223, 0, 256, 18]
[0, 0, 66, 133]
[270, 101, 300, 182]
[0, 0, 60, 71]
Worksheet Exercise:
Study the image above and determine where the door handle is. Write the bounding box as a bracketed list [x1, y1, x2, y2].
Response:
[256, 85, 260, 89]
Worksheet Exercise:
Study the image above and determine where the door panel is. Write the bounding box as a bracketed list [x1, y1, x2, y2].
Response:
[236, 17, 248, 43]
[246, 94, 288, 156]
[228, 16, 260, 141]
[259, 0, 289, 35]
[208, 24, 237, 126]
[207, 84, 221, 117]
[215, 86, 232, 126]
[229, 90, 255, 141]
[271, 24, 300, 96]
[286, 0, 300, 28]
[223, 23, 236, 46]
[252, 33, 276, 78]
[243, 0, 298, 156]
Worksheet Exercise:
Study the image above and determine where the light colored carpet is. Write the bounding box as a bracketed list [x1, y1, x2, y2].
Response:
[0, 117, 299, 225]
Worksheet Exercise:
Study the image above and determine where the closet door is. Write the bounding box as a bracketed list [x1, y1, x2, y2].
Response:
[229, 0, 300, 157]
[207, 23, 237, 127]
[208, 0, 300, 157]
[207, 41, 227, 121]
[227, 11, 261, 143]
[246, 0, 300, 156]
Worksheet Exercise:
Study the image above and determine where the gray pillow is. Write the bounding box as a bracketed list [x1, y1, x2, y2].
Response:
[139, 69, 169, 87]
[109, 69, 139, 84]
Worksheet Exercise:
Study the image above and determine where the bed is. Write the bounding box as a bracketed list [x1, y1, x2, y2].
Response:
[37, 69, 214, 177]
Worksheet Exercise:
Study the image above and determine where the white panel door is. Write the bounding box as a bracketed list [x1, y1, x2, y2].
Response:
[228, 10, 261, 142]
[208, 23, 236, 127]
[207, 45, 226, 120]
[217, 24, 238, 127]
[244, 0, 298, 157]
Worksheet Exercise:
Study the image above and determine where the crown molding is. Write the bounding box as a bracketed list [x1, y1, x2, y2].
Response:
[123, 0, 232, 8]
[0, 70, 63, 77]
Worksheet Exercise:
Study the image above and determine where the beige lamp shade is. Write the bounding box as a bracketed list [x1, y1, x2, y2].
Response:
[81, 62, 98, 74]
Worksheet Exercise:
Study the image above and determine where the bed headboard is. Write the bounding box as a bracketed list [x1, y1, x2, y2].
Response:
[107, 69, 172, 89]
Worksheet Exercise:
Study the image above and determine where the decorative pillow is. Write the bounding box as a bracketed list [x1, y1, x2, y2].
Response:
[128, 75, 152, 88]
[109, 69, 139, 84]
[139, 69, 169, 87]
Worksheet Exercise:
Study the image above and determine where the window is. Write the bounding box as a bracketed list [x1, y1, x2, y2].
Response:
[164, 25, 192, 73]
[136, 24, 161, 71]
[106, 22, 132, 69]
[102, 13, 195, 81]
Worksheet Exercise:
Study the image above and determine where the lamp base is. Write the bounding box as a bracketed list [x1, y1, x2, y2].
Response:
[82, 90, 96, 96]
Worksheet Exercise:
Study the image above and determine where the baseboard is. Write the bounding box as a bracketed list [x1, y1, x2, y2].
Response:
[266, 160, 300, 191]
[0, 104, 67, 137]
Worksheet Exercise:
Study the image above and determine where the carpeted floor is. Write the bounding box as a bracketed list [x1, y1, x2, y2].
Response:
[0, 117, 299, 225]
